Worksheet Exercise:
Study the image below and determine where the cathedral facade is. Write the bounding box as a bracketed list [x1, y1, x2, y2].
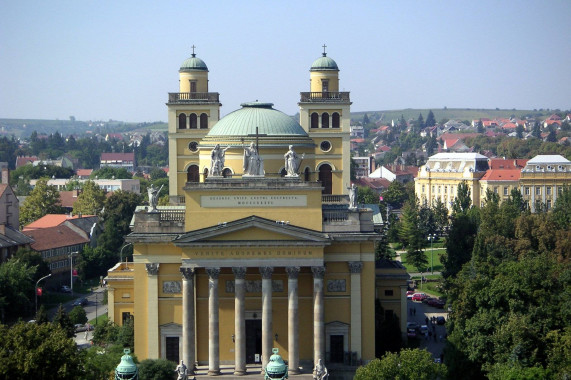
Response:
[105, 49, 403, 375]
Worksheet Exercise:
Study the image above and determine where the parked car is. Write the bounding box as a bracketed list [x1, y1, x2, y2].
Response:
[406, 290, 415, 299]
[423, 297, 435, 304]
[60, 285, 71, 293]
[72, 297, 88, 307]
[406, 321, 419, 330]
[407, 328, 417, 338]
[412, 292, 427, 302]
[419, 325, 429, 335]
[436, 316, 446, 325]
[75, 324, 88, 332]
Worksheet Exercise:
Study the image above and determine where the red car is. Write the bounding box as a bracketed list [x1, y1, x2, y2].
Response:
[406, 290, 415, 299]
[412, 292, 427, 302]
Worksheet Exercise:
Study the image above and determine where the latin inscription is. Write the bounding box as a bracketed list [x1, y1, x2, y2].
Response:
[191, 249, 315, 258]
[201, 195, 307, 208]
[327, 279, 346, 292]
[163, 281, 182, 294]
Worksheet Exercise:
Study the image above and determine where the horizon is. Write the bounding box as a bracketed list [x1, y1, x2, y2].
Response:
[1, 1, 570, 123]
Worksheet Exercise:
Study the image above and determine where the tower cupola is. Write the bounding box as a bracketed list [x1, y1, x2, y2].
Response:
[179, 45, 209, 93]
[309, 44, 339, 93]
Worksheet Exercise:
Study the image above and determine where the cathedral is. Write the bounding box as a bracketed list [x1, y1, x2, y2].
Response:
[106, 48, 406, 376]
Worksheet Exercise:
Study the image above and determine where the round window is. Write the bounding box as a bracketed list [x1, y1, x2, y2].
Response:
[188, 141, 198, 152]
[320, 140, 332, 152]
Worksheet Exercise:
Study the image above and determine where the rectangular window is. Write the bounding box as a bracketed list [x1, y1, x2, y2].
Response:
[547, 200, 552, 210]
[321, 79, 329, 92]
[546, 187, 551, 195]
[438, 186, 441, 193]
[493, 186, 498, 194]
[525, 187, 530, 195]
[432, 186, 435, 193]
[384, 289, 394, 296]
[536, 186, 541, 195]
[503, 187, 508, 196]
[558, 186, 563, 195]
[422, 185, 425, 193]
[444, 186, 447, 193]
[190, 81, 197, 93]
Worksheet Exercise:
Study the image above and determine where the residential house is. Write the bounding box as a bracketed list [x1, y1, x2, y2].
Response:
[100, 152, 136, 171]
[0, 182, 33, 262]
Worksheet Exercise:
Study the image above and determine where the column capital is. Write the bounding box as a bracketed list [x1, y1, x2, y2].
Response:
[145, 263, 159, 276]
[259, 266, 274, 279]
[232, 266, 247, 279]
[286, 266, 301, 279]
[348, 261, 363, 273]
[180, 267, 195, 280]
[311, 266, 326, 279]
[206, 267, 220, 279]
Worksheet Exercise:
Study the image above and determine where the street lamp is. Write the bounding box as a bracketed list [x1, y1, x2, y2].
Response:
[35, 273, 51, 314]
[70, 251, 78, 296]
[427, 234, 435, 274]
[120, 242, 133, 263]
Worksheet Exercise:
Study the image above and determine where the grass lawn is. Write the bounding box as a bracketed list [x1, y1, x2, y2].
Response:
[89, 313, 108, 326]
[401, 248, 446, 273]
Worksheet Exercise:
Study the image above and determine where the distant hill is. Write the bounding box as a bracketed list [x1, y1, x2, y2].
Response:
[350, 108, 555, 125]
[0, 118, 167, 139]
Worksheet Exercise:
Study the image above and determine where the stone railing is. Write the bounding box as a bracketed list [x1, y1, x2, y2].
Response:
[300, 92, 350, 102]
[159, 209, 185, 223]
[168, 92, 220, 103]
[322, 194, 345, 204]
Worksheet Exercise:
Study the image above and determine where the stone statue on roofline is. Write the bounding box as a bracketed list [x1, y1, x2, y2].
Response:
[243, 142, 264, 176]
[210, 144, 231, 176]
[284, 145, 304, 177]
[147, 184, 164, 211]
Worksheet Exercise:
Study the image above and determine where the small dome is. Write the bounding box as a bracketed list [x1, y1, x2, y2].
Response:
[180, 54, 208, 72]
[310, 53, 339, 71]
[207, 102, 308, 137]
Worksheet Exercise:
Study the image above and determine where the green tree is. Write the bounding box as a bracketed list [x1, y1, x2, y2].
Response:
[72, 180, 106, 216]
[91, 166, 133, 179]
[0, 322, 82, 379]
[354, 348, 447, 380]
[425, 110, 436, 127]
[358, 186, 379, 204]
[0, 258, 35, 322]
[442, 208, 479, 279]
[97, 190, 142, 254]
[68, 305, 87, 325]
[382, 181, 408, 208]
[432, 198, 449, 234]
[19, 178, 65, 226]
[452, 181, 472, 215]
[14, 247, 50, 284]
[477, 119, 484, 134]
[399, 201, 427, 271]
[532, 121, 541, 138]
[52, 304, 75, 338]
[516, 124, 524, 139]
[138, 358, 177, 380]
[546, 129, 557, 142]
[83, 344, 136, 380]
[551, 186, 571, 229]
[149, 167, 168, 181]
[35, 304, 49, 324]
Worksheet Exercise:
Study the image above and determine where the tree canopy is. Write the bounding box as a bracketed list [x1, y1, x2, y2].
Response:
[354, 348, 447, 380]
[72, 180, 106, 216]
[19, 178, 65, 226]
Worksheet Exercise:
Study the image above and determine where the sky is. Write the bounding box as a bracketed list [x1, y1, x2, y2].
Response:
[1, 0, 570, 123]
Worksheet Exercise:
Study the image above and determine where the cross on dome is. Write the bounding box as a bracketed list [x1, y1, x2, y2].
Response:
[191, 44, 196, 57]
[322, 44, 327, 57]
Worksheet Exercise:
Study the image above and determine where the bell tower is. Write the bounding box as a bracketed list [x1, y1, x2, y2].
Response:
[167, 47, 222, 203]
[298, 45, 351, 195]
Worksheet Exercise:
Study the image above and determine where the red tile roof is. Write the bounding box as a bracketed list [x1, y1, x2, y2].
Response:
[488, 158, 528, 169]
[23, 214, 95, 230]
[22, 225, 89, 251]
[354, 177, 392, 191]
[100, 152, 135, 161]
[351, 138, 365, 144]
[15, 156, 39, 168]
[501, 122, 517, 129]
[76, 169, 93, 177]
[480, 169, 522, 182]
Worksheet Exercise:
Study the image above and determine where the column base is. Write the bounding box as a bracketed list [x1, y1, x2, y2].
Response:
[289, 369, 300, 375]
[233, 370, 247, 376]
[207, 370, 221, 376]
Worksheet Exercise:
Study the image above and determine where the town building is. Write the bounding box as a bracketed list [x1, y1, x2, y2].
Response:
[29, 178, 140, 194]
[519, 155, 571, 212]
[100, 152, 136, 171]
[105, 49, 405, 375]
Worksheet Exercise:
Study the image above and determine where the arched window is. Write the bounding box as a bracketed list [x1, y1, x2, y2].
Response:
[311, 113, 319, 129]
[187, 165, 199, 183]
[332, 112, 340, 128]
[178, 113, 187, 129]
[189, 113, 198, 129]
[304, 167, 311, 182]
[222, 168, 232, 178]
[318, 164, 332, 194]
[322, 113, 329, 128]
[203, 168, 208, 180]
[200, 113, 208, 129]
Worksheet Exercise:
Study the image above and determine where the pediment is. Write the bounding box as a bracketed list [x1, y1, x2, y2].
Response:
[173, 215, 330, 246]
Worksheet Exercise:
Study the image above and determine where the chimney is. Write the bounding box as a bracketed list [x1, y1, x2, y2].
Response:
[0, 162, 8, 184]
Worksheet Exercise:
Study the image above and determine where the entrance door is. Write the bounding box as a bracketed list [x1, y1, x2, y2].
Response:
[330, 335, 344, 363]
[165, 336, 180, 363]
[246, 319, 262, 364]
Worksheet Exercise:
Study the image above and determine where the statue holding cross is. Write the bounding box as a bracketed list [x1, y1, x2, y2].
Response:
[243, 126, 266, 176]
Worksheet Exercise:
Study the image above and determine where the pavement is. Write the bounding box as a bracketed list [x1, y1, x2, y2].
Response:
[70, 286, 108, 348]
[406, 299, 448, 362]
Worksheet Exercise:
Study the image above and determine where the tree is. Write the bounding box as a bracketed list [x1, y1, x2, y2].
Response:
[441, 208, 479, 279]
[90, 166, 132, 179]
[425, 110, 436, 128]
[399, 201, 427, 271]
[52, 304, 75, 338]
[432, 198, 449, 233]
[477, 119, 484, 134]
[0, 258, 35, 323]
[546, 129, 557, 142]
[19, 178, 65, 226]
[35, 304, 49, 324]
[0, 321, 82, 379]
[83, 344, 136, 380]
[382, 181, 408, 209]
[532, 121, 541, 138]
[68, 305, 87, 325]
[516, 124, 524, 139]
[354, 348, 447, 380]
[14, 247, 50, 284]
[72, 180, 106, 216]
[138, 358, 177, 380]
[97, 190, 142, 254]
[551, 186, 571, 230]
[358, 186, 379, 204]
[149, 167, 167, 181]
[452, 181, 472, 215]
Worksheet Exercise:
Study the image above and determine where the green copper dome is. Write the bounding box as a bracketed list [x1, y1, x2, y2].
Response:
[207, 102, 308, 137]
[180, 54, 208, 72]
[310, 53, 339, 71]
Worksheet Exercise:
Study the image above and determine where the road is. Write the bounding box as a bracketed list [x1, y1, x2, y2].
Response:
[71, 287, 108, 348]
[406, 298, 448, 363]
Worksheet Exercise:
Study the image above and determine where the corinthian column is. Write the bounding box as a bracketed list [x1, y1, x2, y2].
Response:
[312, 266, 326, 368]
[260, 266, 274, 372]
[286, 266, 300, 375]
[233, 267, 247, 375]
[145, 263, 159, 358]
[206, 267, 221, 376]
[180, 267, 195, 375]
[348, 261, 363, 358]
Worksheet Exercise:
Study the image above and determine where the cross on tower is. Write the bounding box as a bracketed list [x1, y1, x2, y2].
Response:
[191, 45, 196, 57]
[322, 44, 327, 56]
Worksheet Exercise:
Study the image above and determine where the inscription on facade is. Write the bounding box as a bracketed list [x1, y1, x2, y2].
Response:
[327, 279, 346, 292]
[163, 281, 182, 294]
[201, 195, 307, 208]
[226, 280, 284, 293]
[192, 249, 315, 258]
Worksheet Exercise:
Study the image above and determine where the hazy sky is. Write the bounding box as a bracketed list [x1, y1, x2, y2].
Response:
[1, 1, 570, 122]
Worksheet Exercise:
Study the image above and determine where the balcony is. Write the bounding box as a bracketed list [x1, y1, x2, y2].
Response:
[300, 92, 350, 103]
[168, 92, 220, 104]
